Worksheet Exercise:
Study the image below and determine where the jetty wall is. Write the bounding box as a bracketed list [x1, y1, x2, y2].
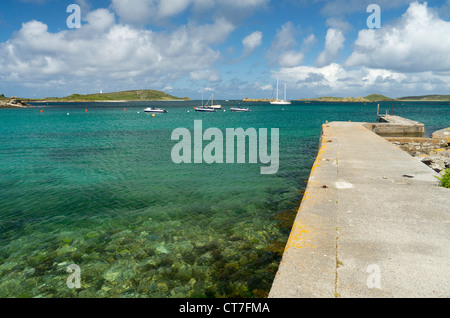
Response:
[269, 121, 450, 298]
[364, 115, 425, 137]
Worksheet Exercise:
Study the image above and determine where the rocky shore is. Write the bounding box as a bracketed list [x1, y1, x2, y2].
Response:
[0, 98, 29, 108]
[314, 96, 371, 102]
[385, 128, 450, 175]
[242, 97, 271, 102]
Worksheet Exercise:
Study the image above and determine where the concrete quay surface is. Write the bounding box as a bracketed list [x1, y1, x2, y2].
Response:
[269, 122, 450, 298]
[364, 115, 425, 137]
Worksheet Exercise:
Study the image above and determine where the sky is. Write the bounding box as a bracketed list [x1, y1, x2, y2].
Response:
[0, 0, 450, 99]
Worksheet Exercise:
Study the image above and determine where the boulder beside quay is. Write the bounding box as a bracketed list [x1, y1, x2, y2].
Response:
[386, 128, 450, 175]
[432, 128, 450, 144]
[0, 98, 29, 108]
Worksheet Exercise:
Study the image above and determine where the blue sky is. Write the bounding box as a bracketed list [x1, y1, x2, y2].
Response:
[1, 0, 450, 99]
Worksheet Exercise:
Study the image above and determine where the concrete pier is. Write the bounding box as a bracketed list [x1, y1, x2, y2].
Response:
[269, 121, 450, 298]
[364, 115, 425, 137]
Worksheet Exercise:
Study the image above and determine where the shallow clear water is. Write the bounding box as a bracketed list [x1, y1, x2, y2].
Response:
[0, 101, 448, 298]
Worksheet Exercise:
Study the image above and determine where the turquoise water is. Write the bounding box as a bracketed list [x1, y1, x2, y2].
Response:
[0, 101, 448, 298]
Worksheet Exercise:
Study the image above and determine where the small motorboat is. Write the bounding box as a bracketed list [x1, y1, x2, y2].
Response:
[144, 107, 168, 113]
[230, 107, 251, 112]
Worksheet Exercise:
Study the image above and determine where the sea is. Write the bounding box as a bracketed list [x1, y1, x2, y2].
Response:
[0, 100, 448, 298]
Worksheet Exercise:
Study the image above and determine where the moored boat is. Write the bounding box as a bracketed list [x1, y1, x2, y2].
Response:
[194, 107, 216, 112]
[144, 107, 168, 113]
[195, 91, 217, 112]
[230, 107, 251, 112]
[270, 78, 291, 105]
[205, 94, 221, 109]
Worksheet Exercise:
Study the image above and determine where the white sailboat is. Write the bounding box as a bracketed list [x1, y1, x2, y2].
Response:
[270, 78, 291, 105]
[206, 94, 222, 109]
[195, 91, 216, 112]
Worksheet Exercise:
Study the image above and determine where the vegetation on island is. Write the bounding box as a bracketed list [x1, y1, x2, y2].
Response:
[364, 94, 396, 101]
[294, 93, 450, 102]
[41, 90, 191, 102]
[398, 95, 450, 101]
[3, 90, 450, 105]
[315, 96, 371, 102]
[296, 94, 394, 102]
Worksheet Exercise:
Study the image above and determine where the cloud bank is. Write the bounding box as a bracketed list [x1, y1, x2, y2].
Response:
[1, 1, 450, 98]
[275, 1, 450, 97]
[0, 7, 235, 94]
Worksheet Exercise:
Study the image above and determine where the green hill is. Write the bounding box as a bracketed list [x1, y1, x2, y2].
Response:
[44, 90, 190, 102]
[364, 94, 395, 101]
[398, 95, 450, 101]
[316, 96, 346, 101]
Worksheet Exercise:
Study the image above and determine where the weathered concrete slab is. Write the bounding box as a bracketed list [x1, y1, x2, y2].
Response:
[363, 115, 425, 137]
[384, 137, 443, 145]
[270, 122, 450, 298]
[379, 115, 423, 126]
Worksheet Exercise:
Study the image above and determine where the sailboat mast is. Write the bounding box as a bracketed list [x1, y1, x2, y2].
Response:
[276, 78, 279, 100]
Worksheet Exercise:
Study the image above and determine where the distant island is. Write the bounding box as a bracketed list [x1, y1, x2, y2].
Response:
[1, 89, 190, 107]
[397, 94, 450, 101]
[242, 94, 450, 103]
[296, 94, 396, 102]
[3, 91, 450, 107]
[242, 97, 271, 102]
[297, 94, 450, 102]
[36, 89, 190, 102]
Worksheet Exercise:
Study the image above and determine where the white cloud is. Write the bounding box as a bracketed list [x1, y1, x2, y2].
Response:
[271, 2, 450, 98]
[84, 8, 116, 31]
[187, 17, 235, 45]
[278, 51, 305, 68]
[267, 22, 304, 68]
[345, 2, 450, 73]
[111, 0, 157, 25]
[303, 34, 316, 47]
[219, 0, 267, 8]
[320, 0, 412, 17]
[0, 9, 233, 96]
[270, 22, 298, 51]
[277, 63, 348, 92]
[111, 0, 269, 25]
[158, 0, 192, 17]
[275, 63, 450, 97]
[326, 17, 353, 33]
[190, 69, 221, 82]
[316, 28, 345, 67]
[256, 83, 273, 91]
[242, 31, 262, 55]
[76, 0, 91, 13]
